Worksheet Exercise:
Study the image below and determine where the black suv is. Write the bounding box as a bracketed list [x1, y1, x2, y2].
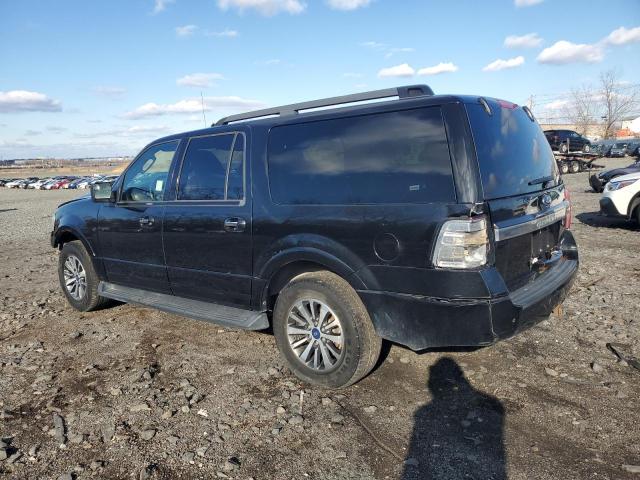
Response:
[544, 129, 592, 153]
[51, 85, 578, 388]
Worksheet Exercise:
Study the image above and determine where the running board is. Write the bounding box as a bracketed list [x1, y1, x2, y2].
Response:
[98, 282, 269, 331]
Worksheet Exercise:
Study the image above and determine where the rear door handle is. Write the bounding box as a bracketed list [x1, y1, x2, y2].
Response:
[224, 217, 246, 233]
[139, 216, 154, 227]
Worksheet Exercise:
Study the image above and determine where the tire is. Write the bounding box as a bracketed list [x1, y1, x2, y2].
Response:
[583, 144, 591, 153]
[560, 162, 569, 174]
[273, 270, 382, 388]
[58, 240, 109, 311]
[559, 143, 569, 154]
[570, 161, 580, 173]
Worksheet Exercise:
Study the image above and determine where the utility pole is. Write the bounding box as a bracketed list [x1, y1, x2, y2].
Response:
[527, 94, 535, 111]
[201, 92, 207, 127]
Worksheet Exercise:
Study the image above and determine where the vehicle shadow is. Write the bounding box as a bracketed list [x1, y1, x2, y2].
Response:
[401, 357, 507, 480]
[576, 212, 639, 231]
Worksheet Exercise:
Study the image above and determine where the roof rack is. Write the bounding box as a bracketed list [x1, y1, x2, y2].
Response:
[214, 84, 434, 126]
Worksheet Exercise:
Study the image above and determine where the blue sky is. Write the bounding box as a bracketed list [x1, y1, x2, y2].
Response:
[1, 0, 639, 159]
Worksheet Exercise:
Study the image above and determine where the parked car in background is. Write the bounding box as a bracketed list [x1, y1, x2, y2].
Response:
[32, 178, 52, 189]
[51, 85, 578, 388]
[5, 179, 25, 188]
[61, 177, 79, 189]
[65, 177, 87, 189]
[43, 177, 68, 190]
[600, 171, 640, 223]
[20, 177, 39, 188]
[544, 129, 592, 153]
[589, 158, 640, 192]
[607, 143, 628, 158]
[625, 141, 640, 157]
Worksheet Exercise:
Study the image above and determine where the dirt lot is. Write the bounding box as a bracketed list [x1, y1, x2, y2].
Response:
[0, 158, 638, 480]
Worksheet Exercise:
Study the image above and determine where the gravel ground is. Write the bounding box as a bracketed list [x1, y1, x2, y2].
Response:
[0, 159, 639, 480]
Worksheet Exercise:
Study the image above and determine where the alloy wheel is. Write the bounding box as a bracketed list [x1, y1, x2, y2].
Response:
[286, 299, 344, 372]
[63, 255, 87, 300]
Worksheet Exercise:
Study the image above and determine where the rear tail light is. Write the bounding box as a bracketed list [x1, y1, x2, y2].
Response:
[434, 216, 489, 269]
[564, 186, 572, 229]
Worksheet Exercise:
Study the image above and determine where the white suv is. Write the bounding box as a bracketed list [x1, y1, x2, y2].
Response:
[600, 171, 640, 223]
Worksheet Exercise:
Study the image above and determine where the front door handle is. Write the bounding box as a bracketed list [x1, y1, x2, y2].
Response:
[224, 217, 246, 233]
[139, 216, 154, 227]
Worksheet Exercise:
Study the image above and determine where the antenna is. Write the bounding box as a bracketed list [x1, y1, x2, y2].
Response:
[200, 92, 207, 127]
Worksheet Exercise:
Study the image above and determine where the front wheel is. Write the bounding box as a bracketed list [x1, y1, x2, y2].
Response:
[58, 240, 109, 311]
[560, 162, 569, 174]
[273, 271, 382, 388]
[559, 143, 569, 153]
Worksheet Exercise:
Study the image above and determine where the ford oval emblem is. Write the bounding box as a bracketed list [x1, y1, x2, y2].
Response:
[540, 193, 552, 209]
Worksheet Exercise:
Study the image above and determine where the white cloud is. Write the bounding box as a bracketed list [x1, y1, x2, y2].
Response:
[417, 62, 458, 76]
[93, 86, 126, 99]
[176, 25, 198, 37]
[504, 33, 543, 48]
[377, 63, 415, 78]
[47, 126, 68, 133]
[123, 96, 265, 119]
[603, 26, 640, 46]
[343, 72, 363, 78]
[76, 125, 171, 139]
[384, 47, 415, 58]
[360, 40, 386, 49]
[514, 0, 543, 7]
[205, 28, 239, 38]
[543, 100, 569, 111]
[537, 40, 603, 64]
[217, 0, 305, 16]
[0, 90, 62, 113]
[326, 0, 371, 11]
[177, 73, 224, 88]
[255, 58, 282, 66]
[153, 0, 174, 14]
[482, 56, 525, 72]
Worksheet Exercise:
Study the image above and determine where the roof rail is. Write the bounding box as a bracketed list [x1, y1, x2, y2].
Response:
[214, 84, 434, 126]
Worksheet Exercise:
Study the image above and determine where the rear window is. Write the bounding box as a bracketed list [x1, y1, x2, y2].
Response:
[467, 102, 558, 200]
[267, 107, 455, 205]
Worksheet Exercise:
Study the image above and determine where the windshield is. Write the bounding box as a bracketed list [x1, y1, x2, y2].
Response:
[466, 101, 559, 200]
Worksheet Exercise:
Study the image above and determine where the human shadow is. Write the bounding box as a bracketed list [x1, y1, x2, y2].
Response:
[401, 357, 507, 480]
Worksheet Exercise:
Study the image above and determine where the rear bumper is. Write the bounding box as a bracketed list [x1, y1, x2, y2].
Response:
[359, 231, 579, 351]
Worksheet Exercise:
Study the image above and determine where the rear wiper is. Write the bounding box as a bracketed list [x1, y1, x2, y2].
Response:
[528, 175, 555, 186]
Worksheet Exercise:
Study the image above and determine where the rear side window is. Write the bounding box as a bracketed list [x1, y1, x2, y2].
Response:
[178, 133, 245, 201]
[467, 102, 558, 200]
[268, 107, 455, 205]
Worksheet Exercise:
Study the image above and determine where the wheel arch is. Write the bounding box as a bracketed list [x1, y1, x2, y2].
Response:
[258, 248, 370, 313]
[628, 192, 640, 219]
[52, 226, 96, 257]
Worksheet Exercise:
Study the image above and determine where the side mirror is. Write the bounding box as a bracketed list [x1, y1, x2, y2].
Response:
[91, 182, 115, 202]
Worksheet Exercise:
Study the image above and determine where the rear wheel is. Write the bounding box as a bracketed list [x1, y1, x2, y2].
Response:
[58, 241, 109, 311]
[570, 161, 581, 173]
[273, 271, 381, 388]
[583, 144, 591, 153]
[559, 143, 569, 154]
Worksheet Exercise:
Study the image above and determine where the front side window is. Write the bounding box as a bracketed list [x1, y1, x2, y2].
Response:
[267, 107, 455, 205]
[178, 133, 245, 201]
[120, 140, 180, 202]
